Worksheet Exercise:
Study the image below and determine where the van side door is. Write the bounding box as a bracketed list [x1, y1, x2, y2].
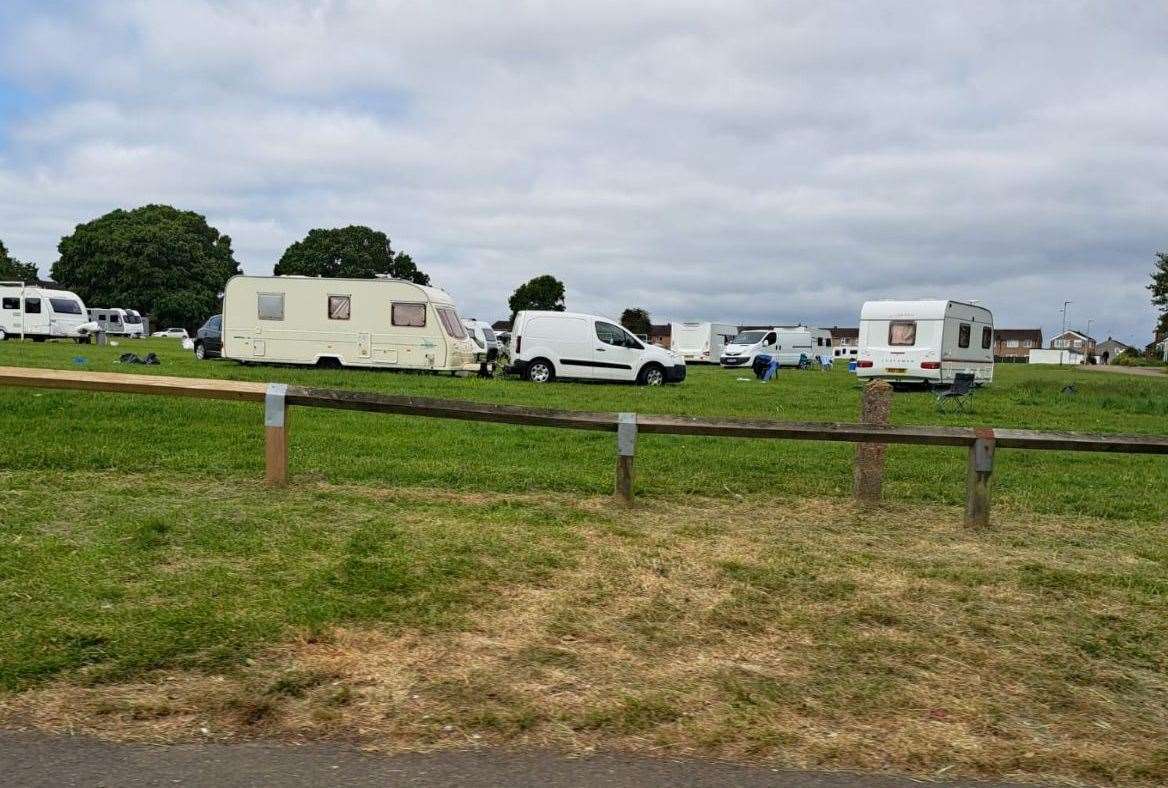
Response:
[592, 320, 641, 381]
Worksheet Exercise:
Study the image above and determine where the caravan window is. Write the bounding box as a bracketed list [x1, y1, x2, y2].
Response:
[24, 298, 41, 314]
[328, 295, 351, 320]
[1, 298, 18, 310]
[109, 312, 121, 323]
[888, 321, 915, 346]
[392, 302, 426, 327]
[981, 326, 992, 349]
[436, 307, 466, 338]
[258, 292, 284, 321]
[49, 298, 82, 314]
[958, 323, 971, 348]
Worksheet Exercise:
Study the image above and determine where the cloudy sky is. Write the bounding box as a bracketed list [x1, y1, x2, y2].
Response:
[1, 1, 1165, 342]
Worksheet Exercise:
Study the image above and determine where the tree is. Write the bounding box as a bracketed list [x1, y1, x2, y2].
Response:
[274, 226, 429, 284]
[1150, 252, 1168, 338]
[0, 239, 38, 282]
[508, 275, 565, 319]
[52, 204, 241, 330]
[620, 307, 651, 337]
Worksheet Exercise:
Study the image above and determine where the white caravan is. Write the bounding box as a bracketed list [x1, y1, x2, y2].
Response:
[857, 300, 994, 385]
[87, 307, 145, 337]
[509, 310, 686, 385]
[671, 321, 737, 364]
[0, 282, 97, 342]
[221, 275, 483, 372]
[719, 326, 833, 368]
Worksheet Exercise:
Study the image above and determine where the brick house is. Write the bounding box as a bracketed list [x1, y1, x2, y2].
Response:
[648, 324, 671, 348]
[993, 328, 1042, 361]
[1050, 329, 1096, 356]
[828, 326, 859, 358]
[1094, 337, 1133, 364]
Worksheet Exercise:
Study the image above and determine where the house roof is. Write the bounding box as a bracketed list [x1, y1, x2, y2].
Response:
[828, 326, 858, 340]
[994, 328, 1042, 343]
[648, 324, 671, 337]
[1096, 337, 1133, 350]
[1052, 329, 1096, 343]
[491, 320, 511, 331]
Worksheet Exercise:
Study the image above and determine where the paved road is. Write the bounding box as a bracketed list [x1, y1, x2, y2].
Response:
[0, 731, 1041, 787]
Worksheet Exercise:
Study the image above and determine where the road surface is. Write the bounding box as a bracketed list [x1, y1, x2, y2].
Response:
[0, 731, 1044, 787]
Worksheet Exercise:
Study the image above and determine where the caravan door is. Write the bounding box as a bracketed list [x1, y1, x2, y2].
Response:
[22, 293, 50, 336]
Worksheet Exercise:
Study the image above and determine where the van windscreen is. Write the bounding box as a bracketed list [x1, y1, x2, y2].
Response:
[731, 331, 765, 345]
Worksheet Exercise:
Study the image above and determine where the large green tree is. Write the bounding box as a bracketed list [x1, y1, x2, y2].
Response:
[51, 205, 241, 330]
[620, 307, 651, 336]
[508, 274, 566, 320]
[1150, 251, 1168, 338]
[274, 226, 429, 284]
[0, 239, 38, 283]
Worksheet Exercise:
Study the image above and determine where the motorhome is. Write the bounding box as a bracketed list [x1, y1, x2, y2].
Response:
[856, 300, 994, 385]
[88, 307, 145, 337]
[719, 326, 832, 368]
[670, 321, 737, 364]
[0, 282, 96, 342]
[509, 310, 686, 385]
[221, 275, 483, 372]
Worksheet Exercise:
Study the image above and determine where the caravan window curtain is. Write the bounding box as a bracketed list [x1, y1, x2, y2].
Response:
[958, 323, 971, 348]
[981, 327, 992, 349]
[257, 292, 284, 321]
[392, 302, 426, 327]
[888, 321, 915, 346]
[328, 295, 351, 320]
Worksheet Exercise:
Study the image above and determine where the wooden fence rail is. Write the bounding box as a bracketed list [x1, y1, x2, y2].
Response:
[2, 365, 1167, 527]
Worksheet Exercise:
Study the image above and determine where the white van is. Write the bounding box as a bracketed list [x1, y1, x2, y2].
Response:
[509, 310, 686, 385]
[87, 307, 145, 337]
[221, 275, 483, 372]
[719, 326, 833, 368]
[670, 321, 737, 364]
[0, 282, 97, 342]
[857, 300, 994, 385]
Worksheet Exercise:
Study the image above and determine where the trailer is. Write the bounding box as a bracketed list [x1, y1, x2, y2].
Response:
[857, 300, 994, 385]
[670, 321, 737, 363]
[1, 282, 97, 342]
[87, 307, 145, 337]
[221, 275, 483, 372]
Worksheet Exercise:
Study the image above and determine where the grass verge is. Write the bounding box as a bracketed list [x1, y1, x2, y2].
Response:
[1, 471, 1165, 785]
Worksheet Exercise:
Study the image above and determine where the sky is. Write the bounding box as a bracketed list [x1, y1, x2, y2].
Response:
[0, 1, 1165, 344]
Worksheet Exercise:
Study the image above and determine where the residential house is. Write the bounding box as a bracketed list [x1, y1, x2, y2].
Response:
[993, 328, 1042, 362]
[1050, 329, 1096, 356]
[648, 324, 671, 348]
[1094, 337, 1134, 364]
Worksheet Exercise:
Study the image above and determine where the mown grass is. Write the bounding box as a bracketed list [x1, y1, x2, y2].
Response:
[1, 471, 1165, 785]
[1, 338, 1166, 521]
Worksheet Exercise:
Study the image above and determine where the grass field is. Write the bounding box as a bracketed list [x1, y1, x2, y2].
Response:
[1, 338, 1166, 784]
[1, 338, 1166, 521]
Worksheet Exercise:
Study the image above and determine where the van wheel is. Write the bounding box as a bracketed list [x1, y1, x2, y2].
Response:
[638, 363, 665, 386]
[527, 359, 554, 383]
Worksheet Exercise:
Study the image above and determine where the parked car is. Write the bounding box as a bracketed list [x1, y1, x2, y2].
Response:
[507, 310, 686, 385]
[193, 315, 222, 360]
[153, 327, 189, 339]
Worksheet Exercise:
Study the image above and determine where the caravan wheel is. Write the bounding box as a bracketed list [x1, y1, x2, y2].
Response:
[194, 342, 207, 360]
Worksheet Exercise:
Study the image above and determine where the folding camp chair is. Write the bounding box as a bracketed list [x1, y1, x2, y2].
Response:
[936, 372, 976, 413]
[817, 354, 833, 370]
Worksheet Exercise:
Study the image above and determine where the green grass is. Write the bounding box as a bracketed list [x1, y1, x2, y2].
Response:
[2, 337, 1165, 521]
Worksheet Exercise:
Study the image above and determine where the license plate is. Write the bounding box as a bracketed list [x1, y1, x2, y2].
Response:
[886, 367, 906, 374]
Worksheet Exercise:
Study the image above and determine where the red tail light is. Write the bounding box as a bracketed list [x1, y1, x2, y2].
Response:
[921, 361, 940, 369]
[858, 360, 873, 368]
[515, 336, 521, 354]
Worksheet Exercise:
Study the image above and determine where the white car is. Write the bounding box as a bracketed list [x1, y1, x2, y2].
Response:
[152, 327, 189, 339]
[508, 310, 686, 385]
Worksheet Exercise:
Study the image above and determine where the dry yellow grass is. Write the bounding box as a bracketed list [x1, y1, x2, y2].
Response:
[2, 483, 1166, 786]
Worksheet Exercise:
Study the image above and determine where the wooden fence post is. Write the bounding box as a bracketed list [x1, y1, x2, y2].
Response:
[615, 412, 637, 504]
[965, 429, 995, 528]
[854, 380, 892, 502]
[265, 383, 289, 487]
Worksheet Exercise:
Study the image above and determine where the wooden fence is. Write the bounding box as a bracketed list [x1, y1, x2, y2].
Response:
[2, 365, 1166, 527]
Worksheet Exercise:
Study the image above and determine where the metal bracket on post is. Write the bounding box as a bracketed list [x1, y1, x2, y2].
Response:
[265, 383, 288, 427]
[617, 412, 637, 456]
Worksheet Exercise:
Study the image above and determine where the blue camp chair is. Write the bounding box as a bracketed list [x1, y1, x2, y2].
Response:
[817, 354, 833, 370]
